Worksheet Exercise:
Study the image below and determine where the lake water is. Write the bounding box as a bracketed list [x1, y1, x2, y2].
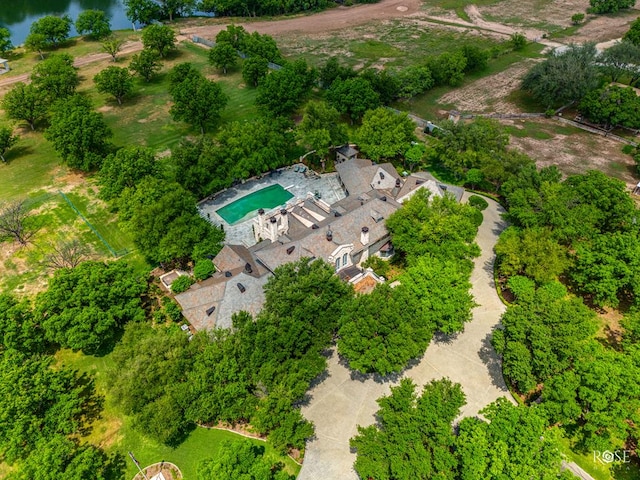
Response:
[0, 0, 132, 46]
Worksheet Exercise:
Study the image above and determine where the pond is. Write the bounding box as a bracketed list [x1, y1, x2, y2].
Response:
[216, 184, 294, 225]
[1, 0, 132, 46]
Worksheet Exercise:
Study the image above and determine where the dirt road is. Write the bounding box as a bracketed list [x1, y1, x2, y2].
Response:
[179, 0, 421, 38]
[0, 40, 143, 89]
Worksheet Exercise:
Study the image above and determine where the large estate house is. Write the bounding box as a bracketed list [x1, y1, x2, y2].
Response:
[174, 152, 463, 331]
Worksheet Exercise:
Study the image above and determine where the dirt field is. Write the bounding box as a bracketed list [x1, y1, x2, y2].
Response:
[504, 118, 639, 189]
[438, 58, 540, 113]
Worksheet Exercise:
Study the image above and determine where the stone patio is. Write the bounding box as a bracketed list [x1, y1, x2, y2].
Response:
[198, 165, 345, 247]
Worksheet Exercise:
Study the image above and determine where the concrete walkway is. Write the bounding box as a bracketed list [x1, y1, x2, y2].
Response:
[298, 193, 514, 480]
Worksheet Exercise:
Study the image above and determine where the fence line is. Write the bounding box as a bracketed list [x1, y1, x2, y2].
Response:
[553, 117, 639, 147]
[58, 191, 128, 257]
[191, 35, 283, 70]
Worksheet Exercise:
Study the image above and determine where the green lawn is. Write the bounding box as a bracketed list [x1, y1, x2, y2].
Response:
[55, 349, 300, 480]
[0, 130, 64, 202]
[1, 30, 142, 78]
[1, 187, 146, 293]
[558, 436, 640, 480]
[83, 43, 259, 151]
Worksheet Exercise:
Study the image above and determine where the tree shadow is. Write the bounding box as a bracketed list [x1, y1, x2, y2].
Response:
[478, 331, 510, 392]
[3, 144, 33, 164]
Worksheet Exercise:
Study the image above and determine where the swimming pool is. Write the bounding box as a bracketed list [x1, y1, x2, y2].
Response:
[216, 184, 294, 224]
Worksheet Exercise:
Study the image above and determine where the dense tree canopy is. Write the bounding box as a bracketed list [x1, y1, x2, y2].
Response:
[129, 48, 162, 82]
[356, 107, 416, 161]
[44, 95, 112, 171]
[198, 439, 293, 480]
[338, 283, 430, 375]
[457, 399, 565, 479]
[75, 9, 112, 39]
[493, 281, 597, 393]
[118, 177, 225, 263]
[208, 42, 238, 74]
[386, 190, 480, 265]
[256, 60, 316, 117]
[0, 294, 46, 355]
[495, 226, 570, 284]
[0, 350, 93, 463]
[0, 27, 13, 54]
[99, 145, 160, 200]
[36, 260, 146, 354]
[351, 378, 464, 480]
[28, 15, 72, 48]
[588, 0, 635, 13]
[624, 17, 640, 45]
[579, 84, 640, 128]
[142, 24, 177, 57]
[326, 77, 380, 123]
[521, 43, 600, 108]
[199, 0, 328, 17]
[94, 66, 134, 105]
[0, 126, 18, 162]
[170, 72, 228, 133]
[30, 53, 79, 100]
[109, 323, 194, 445]
[598, 40, 640, 85]
[9, 436, 111, 480]
[296, 101, 347, 163]
[1, 83, 48, 131]
[123, 0, 162, 26]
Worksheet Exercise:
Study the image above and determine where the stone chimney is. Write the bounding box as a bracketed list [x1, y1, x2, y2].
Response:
[326, 228, 333, 242]
[280, 208, 289, 234]
[361, 226, 369, 246]
[269, 216, 278, 241]
[257, 208, 265, 228]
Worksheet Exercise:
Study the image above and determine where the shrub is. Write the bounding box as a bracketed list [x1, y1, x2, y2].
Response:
[362, 255, 390, 278]
[621, 144, 634, 155]
[571, 13, 585, 25]
[468, 195, 489, 211]
[510, 32, 527, 51]
[194, 259, 215, 281]
[171, 275, 194, 294]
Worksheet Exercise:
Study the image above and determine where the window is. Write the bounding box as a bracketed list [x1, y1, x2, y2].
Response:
[335, 258, 340, 270]
[342, 253, 348, 266]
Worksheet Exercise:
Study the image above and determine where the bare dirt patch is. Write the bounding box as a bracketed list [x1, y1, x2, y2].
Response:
[477, 0, 590, 30]
[568, 9, 640, 44]
[505, 118, 639, 189]
[438, 59, 540, 113]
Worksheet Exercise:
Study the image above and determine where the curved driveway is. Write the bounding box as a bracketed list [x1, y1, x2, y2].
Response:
[298, 193, 514, 480]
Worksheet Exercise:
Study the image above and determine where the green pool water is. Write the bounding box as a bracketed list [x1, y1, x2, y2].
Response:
[216, 184, 294, 224]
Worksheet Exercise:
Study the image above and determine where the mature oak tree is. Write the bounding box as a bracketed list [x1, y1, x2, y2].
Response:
[44, 95, 112, 171]
[30, 53, 79, 99]
[94, 66, 134, 105]
[129, 48, 162, 81]
[141, 24, 176, 57]
[356, 107, 416, 161]
[170, 74, 228, 133]
[208, 41, 238, 74]
[0, 126, 18, 162]
[75, 9, 112, 39]
[99, 145, 160, 200]
[36, 259, 146, 354]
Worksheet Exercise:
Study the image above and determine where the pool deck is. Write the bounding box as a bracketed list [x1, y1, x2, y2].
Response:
[198, 166, 346, 247]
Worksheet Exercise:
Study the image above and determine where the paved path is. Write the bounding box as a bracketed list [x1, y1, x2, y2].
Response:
[298, 193, 514, 480]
